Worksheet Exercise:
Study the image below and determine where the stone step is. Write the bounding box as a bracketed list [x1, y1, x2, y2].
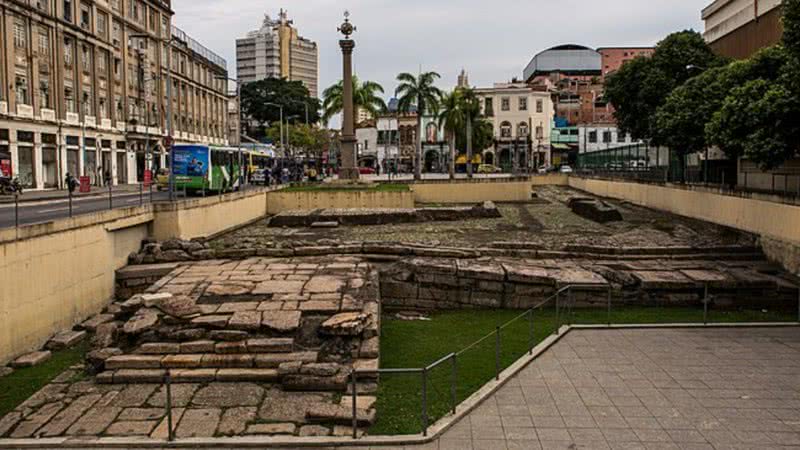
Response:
[136, 338, 295, 355]
[96, 368, 279, 384]
[105, 351, 318, 370]
[306, 404, 376, 426]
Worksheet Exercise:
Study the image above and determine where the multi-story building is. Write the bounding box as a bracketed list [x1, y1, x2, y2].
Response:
[236, 10, 318, 97]
[475, 83, 554, 170]
[0, 0, 228, 190]
[597, 47, 654, 77]
[702, 0, 784, 59]
[227, 93, 240, 146]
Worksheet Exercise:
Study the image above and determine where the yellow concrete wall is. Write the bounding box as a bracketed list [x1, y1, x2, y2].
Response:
[266, 190, 415, 214]
[0, 209, 151, 365]
[569, 176, 800, 249]
[152, 189, 270, 241]
[413, 181, 532, 203]
[531, 173, 569, 186]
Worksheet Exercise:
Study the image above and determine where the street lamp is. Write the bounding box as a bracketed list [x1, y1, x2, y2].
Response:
[285, 115, 300, 158]
[265, 102, 284, 155]
[216, 76, 243, 187]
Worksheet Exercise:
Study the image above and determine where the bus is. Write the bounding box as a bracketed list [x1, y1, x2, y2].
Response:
[161, 145, 243, 193]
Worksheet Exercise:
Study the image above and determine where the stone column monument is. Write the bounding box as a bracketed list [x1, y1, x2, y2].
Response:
[337, 11, 360, 181]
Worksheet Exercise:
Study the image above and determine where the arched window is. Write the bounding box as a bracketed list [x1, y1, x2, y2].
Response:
[426, 123, 438, 142]
[517, 122, 529, 138]
[500, 121, 512, 138]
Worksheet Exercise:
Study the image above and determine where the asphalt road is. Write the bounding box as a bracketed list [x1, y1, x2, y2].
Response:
[0, 191, 172, 229]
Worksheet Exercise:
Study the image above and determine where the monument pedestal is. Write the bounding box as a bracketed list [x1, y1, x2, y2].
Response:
[338, 168, 361, 181]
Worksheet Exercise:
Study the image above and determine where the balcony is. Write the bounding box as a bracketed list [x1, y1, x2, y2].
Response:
[17, 104, 34, 119]
[66, 112, 80, 125]
[40, 109, 56, 122]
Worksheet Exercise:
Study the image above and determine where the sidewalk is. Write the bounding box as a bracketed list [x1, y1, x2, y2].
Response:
[0, 184, 147, 204]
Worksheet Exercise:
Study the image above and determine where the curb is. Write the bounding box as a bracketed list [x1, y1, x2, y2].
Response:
[0, 322, 797, 448]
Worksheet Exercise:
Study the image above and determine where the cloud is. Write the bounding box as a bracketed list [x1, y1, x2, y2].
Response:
[173, 0, 704, 116]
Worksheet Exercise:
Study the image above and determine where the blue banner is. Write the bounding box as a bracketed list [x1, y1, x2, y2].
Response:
[173, 145, 209, 178]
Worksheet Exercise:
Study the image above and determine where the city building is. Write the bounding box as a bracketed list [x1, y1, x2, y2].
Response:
[227, 93, 240, 146]
[0, 0, 229, 190]
[597, 47, 655, 76]
[475, 83, 554, 170]
[236, 10, 319, 97]
[523, 44, 602, 85]
[702, 0, 784, 59]
[577, 124, 636, 153]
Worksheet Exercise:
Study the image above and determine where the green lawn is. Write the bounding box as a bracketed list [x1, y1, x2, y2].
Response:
[372, 307, 797, 435]
[281, 183, 409, 193]
[0, 342, 88, 418]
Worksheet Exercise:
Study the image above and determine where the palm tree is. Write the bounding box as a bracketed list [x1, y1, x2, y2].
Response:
[438, 90, 464, 180]
[396, 71, 443, 180]
[321, 76, 387, 126]
[459, 88, 481, 178]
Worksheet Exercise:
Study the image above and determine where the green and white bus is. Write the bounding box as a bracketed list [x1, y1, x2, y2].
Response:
[165, 145, 243, 193]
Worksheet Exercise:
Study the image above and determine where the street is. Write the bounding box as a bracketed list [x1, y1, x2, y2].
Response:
[0, 190, 171, 229]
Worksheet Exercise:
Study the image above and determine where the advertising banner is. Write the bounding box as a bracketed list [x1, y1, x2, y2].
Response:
[173, 145, 209, 180]
[79, 176, 91, 193]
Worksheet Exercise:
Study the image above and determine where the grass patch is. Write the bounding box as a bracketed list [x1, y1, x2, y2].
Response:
[372, 306, 796, 435]
[281, 183, 409, 193]
[0, 341, 89, 418]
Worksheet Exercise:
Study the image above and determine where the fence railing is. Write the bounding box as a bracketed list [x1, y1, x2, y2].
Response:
[355, 282, 800, 438]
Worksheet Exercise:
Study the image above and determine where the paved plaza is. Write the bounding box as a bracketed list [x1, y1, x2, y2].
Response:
[421, 327, 800, 450]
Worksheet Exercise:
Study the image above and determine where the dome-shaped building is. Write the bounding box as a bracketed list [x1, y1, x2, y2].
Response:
[523, 44, 602, 82]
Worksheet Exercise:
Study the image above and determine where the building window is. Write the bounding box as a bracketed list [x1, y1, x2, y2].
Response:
[588, 131, 597, 143]
[602, 131, 612, 143]
[149, 10, 157, 31]
[536, 99, 543, 113]
[112, 21, 121, 46]
[518, 97, 527, 111]
[64, 38, 73, 67]
[13, 19, 27, 49]
[501, 97, 510, 112]
[535, 126, 543, 139]
[97, 12, 108, 40]
[63, 0, 73, 22]
[80, 2, 91, 30]
[39, 80, 50, 109]
[111, 0, 120, 12]
[518, 123, 529, 137]
[65, 87, 75, 113]
[617, 132, 626, 143]
[161, 17, 169, 38]
[38, 29, 50, 56]
[15, 74, 29, 105]
[81, 45, 91, 72]
[500, 121, 512, 138]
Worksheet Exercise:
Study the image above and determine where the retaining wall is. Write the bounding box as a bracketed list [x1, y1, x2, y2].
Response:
[266, 190, 414, 214]
[569, 176, 800, 274]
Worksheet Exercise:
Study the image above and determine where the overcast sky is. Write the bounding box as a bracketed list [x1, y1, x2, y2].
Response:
[173, 0, 704, 100]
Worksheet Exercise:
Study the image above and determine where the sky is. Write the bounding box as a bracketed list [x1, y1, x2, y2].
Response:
[173, 0, 705, 104]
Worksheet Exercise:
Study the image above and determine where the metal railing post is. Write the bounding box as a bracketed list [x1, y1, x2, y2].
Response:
[351, 370, 358, 439]
[450, 354, 457, 415]
[421, 367, 428, 436]
[14, 192, 19, 228]
[165, 369, 174, 442]
[607, 285, 612, 327]
[108, 183, 113, 210]
[68, 189, 73, 217]
[494, 326, 501, 381]
[139, 182, 144, 206]
[528, 309, 534, 355]
[567, 286, 573, 325]
[703, 283, 709, 325]
[149, 182, 153, 204]
[796, 287, 799, 323]
[555, 290, 560, 335]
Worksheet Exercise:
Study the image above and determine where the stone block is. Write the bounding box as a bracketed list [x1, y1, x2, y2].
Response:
[299, 300, 340, 313]
[283, 373, 348, 391]
[201, 354, 254, 368]
[123, 312, 160, 335]
[252, 280, 306, 295]
[46, 330, 87, 350]
[262, 311, 302, 332]
[359, 336, 379, 359]
[190, 315, 230, 328]
[138, 342, 180, 354]
[217, 406, 256, 436]
[170, 369, 217, 383]
[105, 355, 163, 370]
[215, 341, 247, 354]
[81, 314, 115, 332]
[208, 330, 249, 341]
[304, 275, 346, 293]
[228, 311, 262, 331]
[179, 341, 215, 354]
[114, 369, 166, 383]
[161, 354, 203, 369]
[246, 338, 294, 353]
[306, 403, 376, 426]
[216, 302, 259, 313]
[244, 422, 296, 435]
[298, 424, 331, 436]
[319, 312, 368, 336]
[11, 351, 52, 368]
[216, 368, 279, 382]
[255, 352, 318, 368]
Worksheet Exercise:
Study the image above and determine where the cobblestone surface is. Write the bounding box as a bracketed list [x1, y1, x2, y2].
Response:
[211, 186, 755, 251]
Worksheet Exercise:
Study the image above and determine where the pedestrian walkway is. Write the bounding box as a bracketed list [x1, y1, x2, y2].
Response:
[407, 327, 800, 450]
[0, 183, 145, 204]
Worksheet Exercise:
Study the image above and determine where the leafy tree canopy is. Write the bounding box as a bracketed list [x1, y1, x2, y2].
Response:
[321, 77, 387, 125]
[239, 77, 321, 132]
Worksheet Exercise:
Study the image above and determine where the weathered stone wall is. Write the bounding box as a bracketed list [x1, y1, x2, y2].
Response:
[266, 190, 414, 214]
[569, 176, 800, 275]
[412, 180, 533, 203]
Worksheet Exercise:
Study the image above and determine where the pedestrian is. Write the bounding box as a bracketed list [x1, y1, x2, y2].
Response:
[65, 172, 78, 194]
[104, 169, 112, 187]
[376, 163, 381, 177]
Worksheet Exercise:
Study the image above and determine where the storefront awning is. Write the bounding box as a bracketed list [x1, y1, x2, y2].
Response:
[455, 155, 482, 165]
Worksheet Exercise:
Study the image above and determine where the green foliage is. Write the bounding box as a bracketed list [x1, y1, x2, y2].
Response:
[396, 71, 444, 179]
[605, 30, 724, 143]
[321, 77, 387, 125]
[456, 118, 493, 155]
[707, 79, 800, 169]
[784, 0, 800, 58]
[239, 77, 321, 132]
[265, 123, 330, 156]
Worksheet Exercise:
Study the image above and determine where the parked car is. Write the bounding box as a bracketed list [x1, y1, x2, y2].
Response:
[251, 168, 268, 185]
[559, 165, 574, 174]
[155, 168, 170, 190]
[478, 164, 502, 174]
[358, 166, 376, 175]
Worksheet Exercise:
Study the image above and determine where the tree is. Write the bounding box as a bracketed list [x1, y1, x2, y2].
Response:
[265, 123, 330, 159]
[784, 0, 800, 58]
[605, 30, 725, 142]
[321, 77, 387, 126]
[437, 90, 464, 179]
[396, 71, 443, 180]
[239, 77, 320, 135]
[655, 46, 788, 159]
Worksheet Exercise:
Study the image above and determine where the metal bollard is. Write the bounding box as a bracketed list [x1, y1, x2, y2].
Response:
[703, 284, 709, 325]
[494, 326, 501, 381]
[108, 184, 113, 210]
[68, 189, 73, 217]
[555, 291, 560, 335]
[450, 354, 458, 415]
[139, 183, 144, 206]
[165, 370, 174, 441]
[14, 192, 19, 228]
[421, 368, 428, 436]
[528, 309, 534, 355]
[351, 370, 358, 439]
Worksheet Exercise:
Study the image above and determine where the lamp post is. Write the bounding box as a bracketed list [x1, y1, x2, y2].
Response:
[285, 114, 300, 158]
[337, 11, 360, 181]
[217, 76, 243, 187]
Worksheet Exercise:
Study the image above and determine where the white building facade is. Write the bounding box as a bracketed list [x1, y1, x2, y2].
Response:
[578, 125, 638, 153]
